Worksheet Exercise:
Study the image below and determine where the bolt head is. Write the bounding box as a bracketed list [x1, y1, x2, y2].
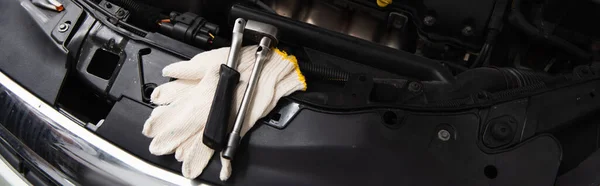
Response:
[462, 26, 474, 36]
[393, 19, 405, 29]
[408, 82, 423, 93]
[58, 23, 69, 33]
[438, 129, 451, 141]
[491, 122, 512, 140]
[424, 16, 436, 26]
[116, 10, 125, 17]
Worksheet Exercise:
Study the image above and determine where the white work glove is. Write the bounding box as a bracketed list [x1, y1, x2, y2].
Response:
[142, 45, 307, 180]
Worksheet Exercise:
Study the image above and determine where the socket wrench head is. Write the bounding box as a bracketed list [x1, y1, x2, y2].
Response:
[244, 20, 279, 47]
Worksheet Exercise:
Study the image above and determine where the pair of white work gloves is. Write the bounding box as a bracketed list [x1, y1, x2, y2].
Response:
[142, 46, 306, 180]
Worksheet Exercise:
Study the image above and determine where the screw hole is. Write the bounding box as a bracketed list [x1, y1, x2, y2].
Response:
[143, 83, 157, 102]
[257, 46, 263, 52]
[238, 20, 242, 23]
[484, 165, 498, 179]
[382, 111, 398, 125]
[105, 3, 112, 8]
[590, 91, 596, 98]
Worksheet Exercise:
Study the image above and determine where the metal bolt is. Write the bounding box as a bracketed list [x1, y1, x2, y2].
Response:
[423, 16, 436, 26]
[491, 122, 512, 140]
[438, 129, 451, 141]
[408, 82, 423, 93]
[116, 10, 125, 18]
[107, 39, 116, 49]
[389, 12, 408, 29]
[58, 23, 70, 33]
[462, 26, 474, 36]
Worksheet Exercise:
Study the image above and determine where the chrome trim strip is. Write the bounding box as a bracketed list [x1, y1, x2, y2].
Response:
[0, 71, 206, 185]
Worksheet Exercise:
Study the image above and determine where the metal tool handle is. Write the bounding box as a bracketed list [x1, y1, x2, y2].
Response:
[223, 37, 272, 159]
[226, 18, 246, 68]
[203, 18, 246, 150]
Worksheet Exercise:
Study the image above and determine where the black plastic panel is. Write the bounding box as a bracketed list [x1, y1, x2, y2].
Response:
[96, 97, 183, 172]
[95, 97, 224, 184]
[95, 95, 562, 185]
[74, 23, 185, 103]
[0, 0, 69, 104]
[107, 40, 185, 102]
[556, 149, 600, 186]
[226, 109, 560, 186]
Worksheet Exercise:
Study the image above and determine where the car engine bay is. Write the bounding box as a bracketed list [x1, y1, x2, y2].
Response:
[1, 0, 600, 185]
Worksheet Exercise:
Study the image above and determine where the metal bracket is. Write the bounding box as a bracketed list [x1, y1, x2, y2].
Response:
[261, 99, 302, 129]
[98, 0, 130, 21]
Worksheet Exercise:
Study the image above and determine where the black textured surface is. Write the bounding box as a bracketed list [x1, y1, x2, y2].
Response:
[95, 97, 224, 184]
[107, 41, 182, 102]
[95, 94, 562, 185]
[96, 97, 183, 172]
[556, 149, 600, 186]
[223, 109, 561, 186]
[0, 0, 68, 104]
[204, 65, 240, 150]
[554, 116, 600, 175]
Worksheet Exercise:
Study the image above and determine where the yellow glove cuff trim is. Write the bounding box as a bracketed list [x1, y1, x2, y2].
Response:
[274, 48, 307, 91]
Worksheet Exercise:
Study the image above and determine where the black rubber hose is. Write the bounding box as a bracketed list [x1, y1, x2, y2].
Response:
[107, 0, 162, 30]
[298, 60, 551, 104]
[426, 67, 551, 102]
[297, 60, 551, 93]
[451, 68, 514, 93]
[472, 0, 507, 68]
[497, 68, 552, 88]
[508, 0, 591, 61]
